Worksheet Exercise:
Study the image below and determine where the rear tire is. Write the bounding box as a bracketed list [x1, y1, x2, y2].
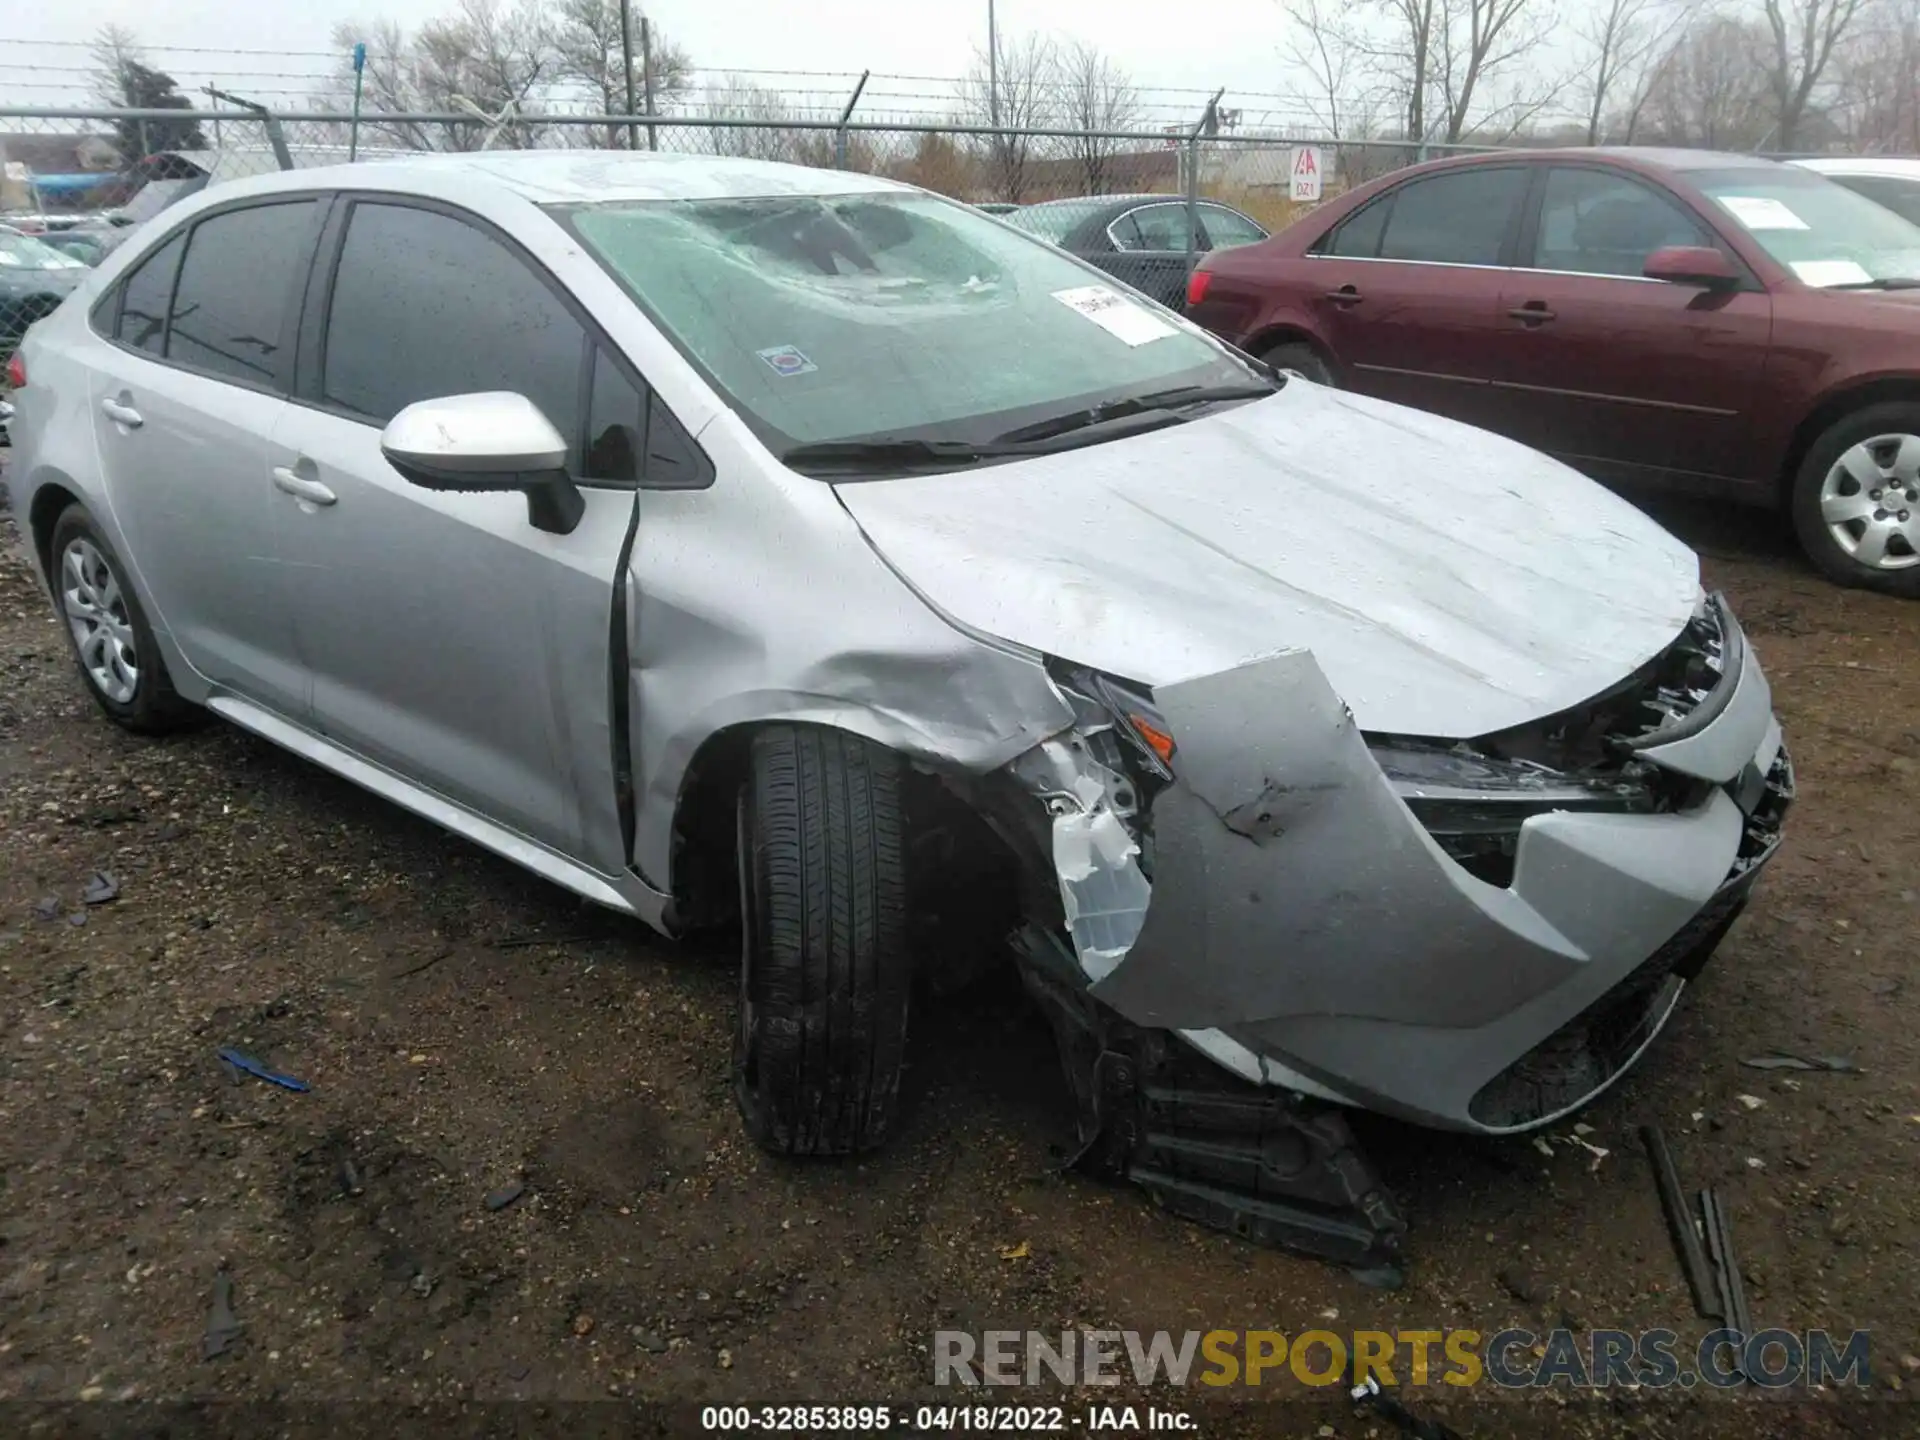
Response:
[1260, 341, 1336, 387]
[734, 725, 912, 1157]
[1790, 401, 1920, 597]
[48, 503, 201, 733]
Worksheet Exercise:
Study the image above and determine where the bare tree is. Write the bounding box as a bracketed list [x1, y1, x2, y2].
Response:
[695, 77, 806, 162]
[551, 0, 694, 148]
[1761, 0, 1870, 149]
[1836, 0, 1920, 151]
[1577, 0, 1698, 143]
[1053, 40, 1141, 195]
[1636, 14, 1776, 147]
[412, 0, 554, 147]
[1285, 0, 1381, 137]
[960, 32, 1059, 203]
[1430, 0, 1560, 142]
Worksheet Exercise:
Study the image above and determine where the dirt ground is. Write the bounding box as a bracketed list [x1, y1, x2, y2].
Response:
[1, 464, 1916, 1439]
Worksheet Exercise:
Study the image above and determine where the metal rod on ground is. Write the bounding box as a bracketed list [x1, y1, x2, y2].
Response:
[834, 70, 870, 171]
[618, 0, 639, 151]
[641, 18, 657, 152]
[349, 43, 366, 163]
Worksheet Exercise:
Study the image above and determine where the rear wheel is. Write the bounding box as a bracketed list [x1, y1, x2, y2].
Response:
[48, 503, 200, 733]
[733, 725, 912, 1156]
[1260, 340, 1335, 387]
[1790, 402, 1920, 596]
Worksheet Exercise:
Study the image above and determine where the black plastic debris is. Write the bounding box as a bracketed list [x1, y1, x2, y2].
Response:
[338, 1158, 365, 1197]
[484, 1180, 527, 1212]
[203, 1269, 243, 1359]
[1348, 1371, 1465, 1439]
[1741, 1052, 1859, 1073]
[82, 871, 120, 906]
[215, 1047, 310, 1093]
[1640, 1124, 1720, 1319]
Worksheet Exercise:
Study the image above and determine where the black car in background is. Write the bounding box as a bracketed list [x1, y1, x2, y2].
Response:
[1005, 193, 1268, 308]
[0, 226, 87, 357]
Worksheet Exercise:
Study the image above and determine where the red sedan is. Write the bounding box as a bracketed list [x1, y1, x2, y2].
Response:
[1186, 148, 1920, 594]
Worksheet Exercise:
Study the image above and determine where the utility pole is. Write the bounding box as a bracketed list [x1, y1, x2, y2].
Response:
[618, 0, 639, 151]
[641, 17, 657, 151]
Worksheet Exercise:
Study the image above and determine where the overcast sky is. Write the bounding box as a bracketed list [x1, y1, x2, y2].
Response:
[2, 1, 1311, 125]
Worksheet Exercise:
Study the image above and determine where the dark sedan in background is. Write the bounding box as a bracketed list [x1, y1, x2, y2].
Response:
[1186, 149, 1920, 595]
[1, 226, 88, 358]
[1007, 193, 1268, 308]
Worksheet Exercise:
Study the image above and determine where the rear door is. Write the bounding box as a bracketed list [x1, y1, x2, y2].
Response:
[1103, 202, 1204, 308]
[84, 197, 322, 713]
[269, 196, 667, 871]
[1303, 165, 1529, 429]
[1492, 164, 1773, 485]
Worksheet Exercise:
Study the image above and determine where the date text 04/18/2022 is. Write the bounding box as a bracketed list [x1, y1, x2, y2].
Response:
[699, 1405, 1197, 1431]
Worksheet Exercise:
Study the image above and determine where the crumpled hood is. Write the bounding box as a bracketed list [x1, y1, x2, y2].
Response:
[833, 381, 1701, 739]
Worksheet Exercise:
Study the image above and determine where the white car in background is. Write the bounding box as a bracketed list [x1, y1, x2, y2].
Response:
[1793, 157, 1920, 228]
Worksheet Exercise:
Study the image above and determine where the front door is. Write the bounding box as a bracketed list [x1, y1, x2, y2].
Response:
[1491, 165, 1773, 485]
[1304, 165, 1531, 431]
[85, 199, 321, 714]
[272, 197, 642, 869]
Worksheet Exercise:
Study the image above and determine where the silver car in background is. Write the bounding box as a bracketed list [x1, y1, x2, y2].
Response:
[6, 153, 1792, 1280]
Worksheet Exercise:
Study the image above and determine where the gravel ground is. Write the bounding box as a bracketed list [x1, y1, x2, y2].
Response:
[1, 473, 1916, 1438]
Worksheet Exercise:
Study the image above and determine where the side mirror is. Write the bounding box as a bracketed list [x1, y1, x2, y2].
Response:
[381, 391, 584, 535]
[1642, 245, 1740, 289]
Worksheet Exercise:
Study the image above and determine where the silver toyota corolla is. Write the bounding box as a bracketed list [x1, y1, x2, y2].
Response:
[6, 153, 1791, 1279]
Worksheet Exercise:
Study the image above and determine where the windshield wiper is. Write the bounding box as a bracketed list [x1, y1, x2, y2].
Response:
[991, 381, 1281, 445]
[779, 436, 1032, 474]
[1828, 277, 1920, 290]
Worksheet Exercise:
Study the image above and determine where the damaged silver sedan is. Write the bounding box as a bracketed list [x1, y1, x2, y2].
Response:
[7, 154, 1790, 1279]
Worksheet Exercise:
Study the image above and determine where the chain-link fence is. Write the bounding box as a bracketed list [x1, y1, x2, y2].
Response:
[0, 104, 1499, 381]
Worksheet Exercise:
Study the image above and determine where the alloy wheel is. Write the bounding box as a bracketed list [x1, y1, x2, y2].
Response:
[60, 537, 140, 704]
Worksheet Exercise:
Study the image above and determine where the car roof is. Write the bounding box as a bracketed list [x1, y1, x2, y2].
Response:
[196, 149, 914, 206]
[1022, 193, 1187, 209]
[1793, 156, 1920, 179]
[1411, 146, 1789, 176]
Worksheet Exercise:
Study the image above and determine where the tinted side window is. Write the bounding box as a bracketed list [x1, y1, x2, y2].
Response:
[1377, 169, 1527, 266]
[1532, 168, 1709, 276]
[643, 393, 712, 490]
[322, 203, 586, 461]
[1322, 198, 1389, 258]
[114, 232, 185, 356]
[584, 348, 643, 485]
[1125, 204, 1197, 252]
[167, 201, 315, 387]
[1200, 205, 1267, 248]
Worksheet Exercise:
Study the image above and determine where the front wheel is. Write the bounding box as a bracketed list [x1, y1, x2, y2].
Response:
[1790, 402, 1920, 596]
[1260, 341, 1335, 387]
[733, 725, 912, 1157]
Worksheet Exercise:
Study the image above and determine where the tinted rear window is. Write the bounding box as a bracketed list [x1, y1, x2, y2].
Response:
[167, 201, 315, 387]
[1377, 168, 1528, 266]
[114, 231, 184, 355]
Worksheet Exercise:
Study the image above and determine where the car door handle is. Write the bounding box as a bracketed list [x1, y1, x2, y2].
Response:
[1325, 286, 1364, 307]
[1508, 304, 1556, 325]
[272, 466, 337, 506]
[99, 397, 143, 428]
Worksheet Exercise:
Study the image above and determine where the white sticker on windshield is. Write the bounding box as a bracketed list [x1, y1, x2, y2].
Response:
[1051, 285, 1177, 346]
[1718, 196, 1809, 231]
[1790, 259, 1873, 287]
[756, 344, 817, 377]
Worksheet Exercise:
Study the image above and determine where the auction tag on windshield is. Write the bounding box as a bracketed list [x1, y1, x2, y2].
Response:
[1718, 196, 1809, 231]
[1051, 285, 1176, 346]
[1790, 258, 1872, 287]
[756, 344, 817, 377]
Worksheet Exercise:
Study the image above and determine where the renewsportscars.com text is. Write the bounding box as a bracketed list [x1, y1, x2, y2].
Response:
[933, 1327, 1872, 1390]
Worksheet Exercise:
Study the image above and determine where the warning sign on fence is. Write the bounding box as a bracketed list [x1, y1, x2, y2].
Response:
[1289, 146, 1324, 203]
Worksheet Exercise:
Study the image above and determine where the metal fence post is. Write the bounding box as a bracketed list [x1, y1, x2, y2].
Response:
[349, 42, 367, 162]
[1184, 89, 1223, 284]
[834, 70, 870, 170]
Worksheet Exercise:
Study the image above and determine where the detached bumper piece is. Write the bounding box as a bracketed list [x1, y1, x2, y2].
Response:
[1016, 929, 1408, 1284]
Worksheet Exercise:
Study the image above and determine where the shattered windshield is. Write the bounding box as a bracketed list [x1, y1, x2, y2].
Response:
[0, 229, 87, 271]
[552, 191, 1251, 455]
[1696, 168, 1920, 287]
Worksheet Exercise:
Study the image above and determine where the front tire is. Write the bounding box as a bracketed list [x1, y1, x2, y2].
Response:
[1790, 402, 1920, 596]
[1260, 340, 1336, 387]
[734, 725, 912, 1156]
[48, 503, 200, 732]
